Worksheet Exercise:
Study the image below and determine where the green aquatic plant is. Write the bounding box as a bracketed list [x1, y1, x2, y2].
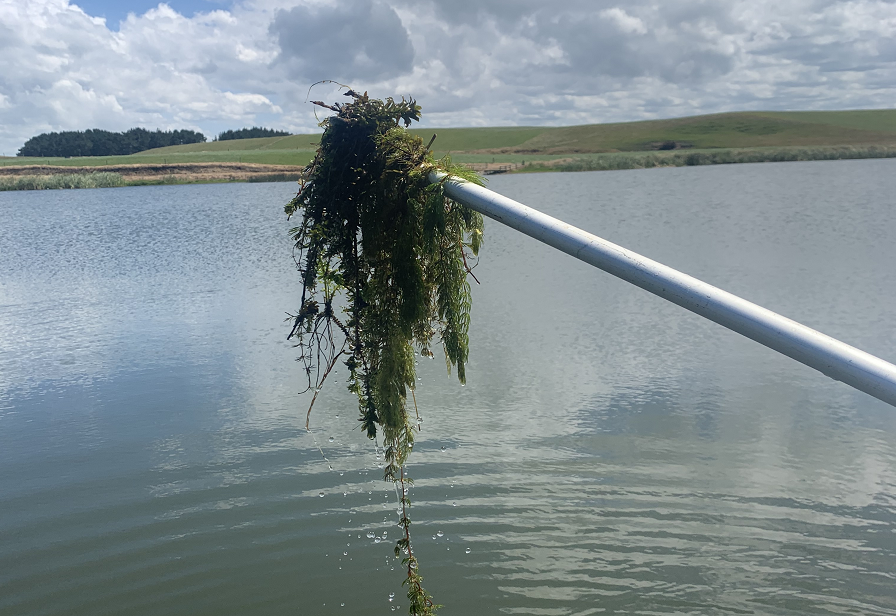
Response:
[286, 90, 484, 615]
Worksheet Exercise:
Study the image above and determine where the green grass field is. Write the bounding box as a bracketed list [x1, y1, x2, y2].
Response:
[495, 109, 896, 153]
[3, 109, 895, 171]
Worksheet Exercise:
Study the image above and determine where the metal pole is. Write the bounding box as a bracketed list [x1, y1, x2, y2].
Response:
[430, 171, 896, 408]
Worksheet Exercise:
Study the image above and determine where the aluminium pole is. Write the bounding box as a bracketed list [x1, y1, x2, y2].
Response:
[430, 171, 896, 408]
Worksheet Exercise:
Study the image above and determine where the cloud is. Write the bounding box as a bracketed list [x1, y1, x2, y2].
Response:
[0, 0, 895, 155]
[270, 0, 414, 82]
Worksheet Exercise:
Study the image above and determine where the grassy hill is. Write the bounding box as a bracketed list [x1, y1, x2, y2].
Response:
[475, 109, 896, 153]
[4, 109, 895, 170]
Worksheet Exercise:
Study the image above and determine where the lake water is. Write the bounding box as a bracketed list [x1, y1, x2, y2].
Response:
[1, 159, 895, 616]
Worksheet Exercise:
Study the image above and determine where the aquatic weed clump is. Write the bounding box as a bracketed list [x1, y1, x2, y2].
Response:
[285, 90, 484, 615]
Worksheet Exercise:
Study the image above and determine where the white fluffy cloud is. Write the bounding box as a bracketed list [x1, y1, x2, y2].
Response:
[1, 0, 895, 154]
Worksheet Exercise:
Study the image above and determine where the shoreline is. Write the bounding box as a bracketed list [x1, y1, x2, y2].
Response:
[2, 145, 895, 191]
[0, 161, 304, 186]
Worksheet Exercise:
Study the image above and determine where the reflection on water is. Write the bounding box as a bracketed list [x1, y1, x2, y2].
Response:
[1, 161, 895, 615]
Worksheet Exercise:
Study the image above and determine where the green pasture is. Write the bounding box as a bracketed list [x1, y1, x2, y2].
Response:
[3, 109, 895, 171]
[757, 109, 896, 133]
[508, 109, 896, 153]
[143, 134, 322, 154]
[1, 149, 315, 168]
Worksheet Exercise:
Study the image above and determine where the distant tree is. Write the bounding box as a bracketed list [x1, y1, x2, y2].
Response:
[216, 127, 291, 141]
[17, 128, 206, 157]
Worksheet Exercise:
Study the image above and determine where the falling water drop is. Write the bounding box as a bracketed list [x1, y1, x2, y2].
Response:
[465, 548, 471, 554]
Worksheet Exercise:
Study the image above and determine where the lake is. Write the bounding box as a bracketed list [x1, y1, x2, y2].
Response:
[1, 159, 895, 616]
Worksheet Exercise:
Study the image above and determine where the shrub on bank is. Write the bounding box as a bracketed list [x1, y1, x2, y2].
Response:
[0, 172, 125, 191]
[528, 145, 896, 173]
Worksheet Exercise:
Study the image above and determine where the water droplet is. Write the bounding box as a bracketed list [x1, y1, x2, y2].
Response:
[374, 537, 382, 543]
[367, 531, 375, 539]
[388, 593, 395, 602]
[440, 446, 446, 452]
[357, 534, 361, 539]
[339, 472, 344, 476]
[432, 535, 437, 540]
[340, 603, 345, 607]
[382, 531, 388, 538]
[319, 492, 325, 498]
[328, 436, 335, 443]
[343, 551, 348, 556]
[452, 502, 457, 507]
[465, 548, 471, 554]
[436, 531, 444, 537]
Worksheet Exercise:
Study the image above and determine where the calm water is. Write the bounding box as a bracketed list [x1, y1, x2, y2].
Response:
[1, 160, 895, 616]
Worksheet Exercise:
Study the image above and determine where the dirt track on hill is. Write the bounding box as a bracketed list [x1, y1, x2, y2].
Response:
[0, 162, 306, 182]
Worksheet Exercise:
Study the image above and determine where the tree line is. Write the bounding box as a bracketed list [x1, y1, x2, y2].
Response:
[18, 126, 294, 157]
[215, 127, 290, 141]
[18, 128, 207, 157]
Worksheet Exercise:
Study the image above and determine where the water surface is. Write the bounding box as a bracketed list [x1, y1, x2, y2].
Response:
[1, 160, 895, 615]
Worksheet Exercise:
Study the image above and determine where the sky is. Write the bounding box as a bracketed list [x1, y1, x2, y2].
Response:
[1, 0, 895, 155]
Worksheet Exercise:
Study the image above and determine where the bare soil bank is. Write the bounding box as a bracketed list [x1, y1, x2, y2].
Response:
[0, 162, 306, 183]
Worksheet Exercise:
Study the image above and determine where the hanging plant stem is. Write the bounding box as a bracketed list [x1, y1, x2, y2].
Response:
[285, 90, 484, 615]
